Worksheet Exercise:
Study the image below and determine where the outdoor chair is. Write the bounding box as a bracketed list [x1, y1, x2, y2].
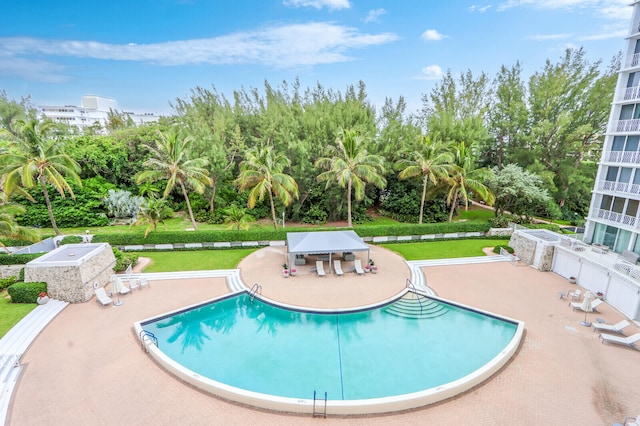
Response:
[129, 279, 140, 291]
[333, 260, 344, 277]
[140, 277, 150, 289]
[354, 259, 365, 275]
[316, 261, 326, 277]
[567, 289, 581, 302]
[600, 332, 640, 350]
[592, 319, 630, 335]
[570, 298, 603, 312]
[623, 414, 640, 426]
[94, 287, 113, 307]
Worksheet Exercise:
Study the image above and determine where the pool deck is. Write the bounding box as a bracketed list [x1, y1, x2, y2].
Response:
[7, 245, 640, 425]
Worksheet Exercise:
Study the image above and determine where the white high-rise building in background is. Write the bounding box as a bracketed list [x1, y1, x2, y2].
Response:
[584, 1, 640, 254]
[38, 95, 159, 131]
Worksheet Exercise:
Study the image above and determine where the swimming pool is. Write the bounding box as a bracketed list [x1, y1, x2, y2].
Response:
[136, 290, 524, 414]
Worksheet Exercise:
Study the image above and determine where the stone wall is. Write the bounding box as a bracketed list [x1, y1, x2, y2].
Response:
[537, 245, 555, 271]
[508, 233, 537, 266]
[0, 265, 23, 279]
[24, 244, 116, 303]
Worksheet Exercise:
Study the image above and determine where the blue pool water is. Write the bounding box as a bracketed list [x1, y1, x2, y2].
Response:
[142, 293, 517, 401]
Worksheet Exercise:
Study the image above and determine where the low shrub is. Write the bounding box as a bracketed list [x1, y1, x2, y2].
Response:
[112, 247, 139, 272]
[492, 245, 514, 254]
[0, 253, 45, 265]
[0, 276, 17, 291]
[7, 281, 47, 303]
[59, 235, 84, 245]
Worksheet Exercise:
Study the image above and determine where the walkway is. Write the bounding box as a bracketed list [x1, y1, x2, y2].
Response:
[0, 299, 68, 424]
[5, 246, 640, 425]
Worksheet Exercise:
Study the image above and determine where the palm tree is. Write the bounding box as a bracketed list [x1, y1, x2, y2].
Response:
[315, 128, 386, 228]
[396, 134, 456, 224]
[136, 130, 210, 231]
[0, 119, 81, 235]
[132, 197, 173, 237]
[223, 204, 252, 231]
[0, 201, 40, 251]
[446, 142, 495, 222]
[235, 145, 298, 229]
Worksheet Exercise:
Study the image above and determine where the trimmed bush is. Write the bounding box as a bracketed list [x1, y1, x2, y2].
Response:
[112, 247, 139, 272]
[0, 253, 44, 265]
[7, 281, 47, 303]
[92, 222, 492, 246]
[492, 245, 515, 254]
[60, 235, 84, 245]
[0, 276, 17, 291]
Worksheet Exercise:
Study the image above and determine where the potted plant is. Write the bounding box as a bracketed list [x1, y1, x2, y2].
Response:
[369, 259, 377, 274]
[282, 263, 289, 278]
[569, 276, 577, 284]
[290, 267, 297, 277]
[37, 291, 50, 305]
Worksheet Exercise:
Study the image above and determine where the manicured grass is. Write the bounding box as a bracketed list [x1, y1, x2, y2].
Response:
[0, 292, 36, 338]
[380, 238, 511, 261]
[133, 248, 259, 272]
[454, 207, 495, 222]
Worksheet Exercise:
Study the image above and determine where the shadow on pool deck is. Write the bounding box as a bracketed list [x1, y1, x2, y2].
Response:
[8, 246, 640, 425]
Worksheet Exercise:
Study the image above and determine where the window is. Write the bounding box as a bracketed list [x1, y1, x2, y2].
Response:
[626, 135, 640, 151]
[606, 167, 619, 181]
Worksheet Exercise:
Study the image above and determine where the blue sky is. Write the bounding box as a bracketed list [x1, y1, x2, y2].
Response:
[0, 0, 633, 116]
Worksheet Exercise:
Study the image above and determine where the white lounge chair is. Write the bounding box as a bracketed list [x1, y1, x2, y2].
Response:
[623, 414, 640, 426]
[140, 277, 150, 289]
[113, 277, 131, 295]
[354, 259, 365, 275]
[570, 298, 603, 312]
[592, 319, 631, 335]
[600, 332, 640, 350]
[129, 278, 140, 291]
[316, 261, 326, 277]
[94, 287, 113, 307]
[334, 260, 344, 277]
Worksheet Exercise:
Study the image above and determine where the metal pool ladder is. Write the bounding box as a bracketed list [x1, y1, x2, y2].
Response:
[312, 390, 327, 418]
[249, 283, 262, 302]
[139, 330, 158, 352]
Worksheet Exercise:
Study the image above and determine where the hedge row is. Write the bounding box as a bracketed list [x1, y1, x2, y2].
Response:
[7, 281, 47, 303]
[92, 222, 493, 246]
[0, 253, 44, 265]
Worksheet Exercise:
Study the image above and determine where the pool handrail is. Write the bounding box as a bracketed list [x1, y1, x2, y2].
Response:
[406, 278, 423, 315]
[249, 283, 262, 302]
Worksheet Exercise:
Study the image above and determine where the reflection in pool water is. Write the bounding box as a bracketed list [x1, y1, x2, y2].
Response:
[142, 293, 518, 401]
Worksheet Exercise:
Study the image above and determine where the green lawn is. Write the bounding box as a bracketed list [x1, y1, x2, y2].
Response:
[0, 292, 36, 338]
[380, 239, 510, 261]
[134, 248, 259, 272]
[454, 207, 495, 222]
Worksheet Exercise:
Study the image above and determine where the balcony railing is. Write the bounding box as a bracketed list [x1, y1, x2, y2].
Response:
[631, 53, 640, 67]
[599, 180, 640, 195]
[615, 119, 640, 132]
[593, 208, 637, 227]
[624, 85, 640, 101]
[606, 150, 640, 163]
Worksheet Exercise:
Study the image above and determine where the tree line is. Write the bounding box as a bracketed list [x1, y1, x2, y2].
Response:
[0, 47, 619, 239]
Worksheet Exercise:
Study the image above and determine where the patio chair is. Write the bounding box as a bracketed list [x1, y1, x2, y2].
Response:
[592, 319, 631, 335]
[333, 260, 344, 277]
[140, 277, 150, 289]
[623, 414, 640, 426]
[94, 287, 113, 307]
[567, 289, 581, 302]
[569, 298, 603, 312]
[316, 261, 326, 277]
[600, 332, 640, 350]
[354, 259, 365, 275]
[129, 278, 140, 291]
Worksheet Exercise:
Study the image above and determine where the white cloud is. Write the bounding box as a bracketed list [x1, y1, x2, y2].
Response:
[579, 29, 628, 41]
[469, 5, 492, 13]
[497, 0, 597, 12]
[364, 8, 386, 23]
[283, 0, 350, 10]
[421, 29, 446, 41]
[0, 23, 399, 77]
[528, 33, 573, 41]
[0, 57, 69, 83]
[416, 65, 444, 80]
